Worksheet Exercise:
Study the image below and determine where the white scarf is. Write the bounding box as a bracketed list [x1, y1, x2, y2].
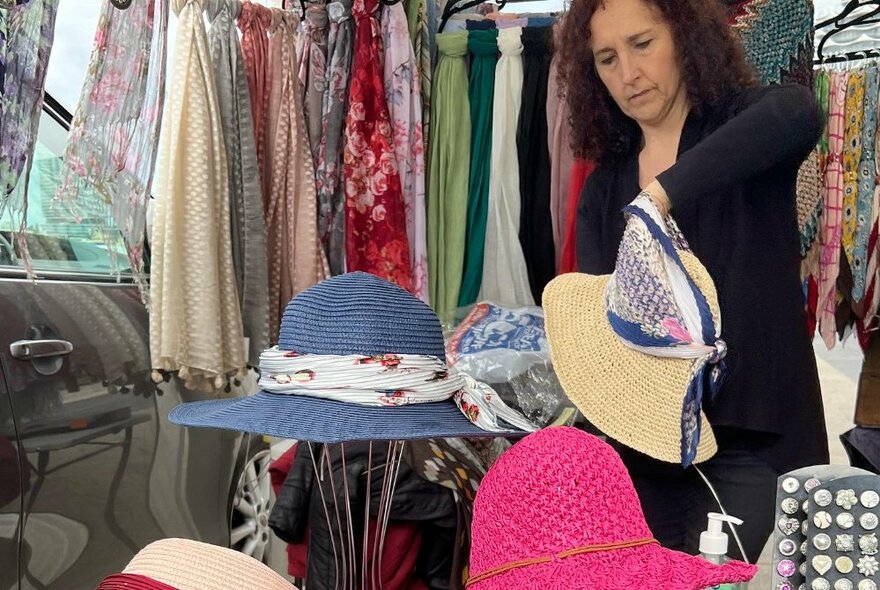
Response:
[258, 348, 536, 433]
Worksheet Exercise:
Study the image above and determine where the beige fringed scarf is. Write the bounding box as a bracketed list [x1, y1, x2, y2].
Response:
[150, 0, 246, 391]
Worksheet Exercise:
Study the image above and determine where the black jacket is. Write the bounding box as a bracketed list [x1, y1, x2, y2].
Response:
[269, 441, 458, 589]
[577, 83, 830, 473]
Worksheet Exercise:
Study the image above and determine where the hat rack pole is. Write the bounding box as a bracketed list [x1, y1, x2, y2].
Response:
[322, 443, 351, 590]
[362, 442, 374, 590]
[310, 444, 343, 590]
[371, 444, 395, 589]
[376, 441, 406, 589]
[339, 443, 358, 590]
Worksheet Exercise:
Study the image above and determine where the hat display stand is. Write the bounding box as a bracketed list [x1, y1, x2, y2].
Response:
[303, 440, 408, 590]
[771, 466, 873, 590]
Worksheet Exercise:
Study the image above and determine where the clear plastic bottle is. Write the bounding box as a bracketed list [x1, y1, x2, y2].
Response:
[700, 512, 748, 590]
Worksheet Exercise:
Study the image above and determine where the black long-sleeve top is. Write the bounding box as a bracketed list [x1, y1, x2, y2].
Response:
[576, 83, 830, 473]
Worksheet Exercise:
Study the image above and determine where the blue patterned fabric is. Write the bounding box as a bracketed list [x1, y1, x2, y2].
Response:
[604, 196, 727, 466]
[853, 66, 879, 303]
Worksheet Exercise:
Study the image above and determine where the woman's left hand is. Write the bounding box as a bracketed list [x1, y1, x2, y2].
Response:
[644, 180, 672, 217]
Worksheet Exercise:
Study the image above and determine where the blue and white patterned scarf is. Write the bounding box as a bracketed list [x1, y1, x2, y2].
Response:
[605, 194, 727, 466]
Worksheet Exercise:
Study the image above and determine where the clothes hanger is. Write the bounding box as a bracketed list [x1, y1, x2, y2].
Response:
[816, 0, 880, 61]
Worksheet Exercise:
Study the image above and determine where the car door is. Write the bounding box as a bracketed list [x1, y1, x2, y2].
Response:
[0, 373, 22, 590]
[0, 93, 241, 588]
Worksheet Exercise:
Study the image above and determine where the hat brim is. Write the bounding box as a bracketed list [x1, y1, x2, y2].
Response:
[168, 391, 525, 442]
[543, 273, 717, 464]
[468, 542, 756, 590]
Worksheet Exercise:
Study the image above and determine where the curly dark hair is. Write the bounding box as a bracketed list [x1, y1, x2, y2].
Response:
[557, 0, 757, 161]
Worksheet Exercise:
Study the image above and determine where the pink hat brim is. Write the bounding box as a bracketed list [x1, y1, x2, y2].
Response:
[468, 543, 757, 590]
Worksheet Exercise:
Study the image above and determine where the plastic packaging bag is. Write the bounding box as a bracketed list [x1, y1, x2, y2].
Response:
[445, 302, 575, 428]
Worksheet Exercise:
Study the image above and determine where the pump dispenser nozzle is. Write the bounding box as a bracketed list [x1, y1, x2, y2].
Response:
[700, 512, 744, 556]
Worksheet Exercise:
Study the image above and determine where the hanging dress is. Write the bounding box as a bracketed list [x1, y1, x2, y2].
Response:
[427, 31, 470, 315]
[264, 9, 328, 340]
[150, 0, 246, 391]
[381, 0, 428, 301]
[853, 66, 879, 303]
[207, 0, 270, 366]
[316, 0, 354, 274]
[818, 72, 849, 349]
[343, 0, 413, 289]
[479, 27, 533, 306]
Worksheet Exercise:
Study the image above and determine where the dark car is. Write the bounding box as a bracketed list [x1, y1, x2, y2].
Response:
[0, 94, 272, 590]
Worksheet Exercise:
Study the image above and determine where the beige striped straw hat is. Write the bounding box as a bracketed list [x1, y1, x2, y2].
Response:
[119, 538, 297, 590]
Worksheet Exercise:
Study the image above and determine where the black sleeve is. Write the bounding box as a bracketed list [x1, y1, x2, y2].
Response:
[657, 83, 823, 208]
[576, 169, 612, 275]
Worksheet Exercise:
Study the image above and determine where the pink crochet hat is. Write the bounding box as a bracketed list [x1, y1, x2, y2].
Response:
[467, 427, 757, 589]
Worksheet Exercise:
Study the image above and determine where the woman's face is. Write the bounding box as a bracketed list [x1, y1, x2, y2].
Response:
[589, 0, 687, 129]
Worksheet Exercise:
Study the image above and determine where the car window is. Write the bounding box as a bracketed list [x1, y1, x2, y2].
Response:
[0, 110, 133, 276]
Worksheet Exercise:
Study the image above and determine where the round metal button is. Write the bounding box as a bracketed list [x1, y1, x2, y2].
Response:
[835, 580, 854, 590]
[814, 533, 833, 551]
[778, 559, 797, 577]
[802, 540, 809, 556]
[859, 581, 878, 590]
[806, 478, 822, 493]
[814, 511, 833, 529]
[779, 539, 798, 557]
[838, 512, 856, 529]
[836, 556, 855, 574]
[776, 584, 793, 590]
[861, 513, 879, 531]
[801, 561, 808, 576]
[863, 491, 880, 509]
[815, 490, 834, 507]
[812, 578, 830, 590]
[783, 477, 801, 494]
[861, 533, 879, 555]
[782, 497, 800, 515]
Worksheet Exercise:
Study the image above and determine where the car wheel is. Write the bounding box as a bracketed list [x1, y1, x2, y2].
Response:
[230, 441, 274, 564]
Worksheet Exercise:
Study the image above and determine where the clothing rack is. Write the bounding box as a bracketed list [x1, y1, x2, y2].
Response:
[816, 48, 880, 65]
[815, 0, 880, 62]
[438, 0, 535, 33]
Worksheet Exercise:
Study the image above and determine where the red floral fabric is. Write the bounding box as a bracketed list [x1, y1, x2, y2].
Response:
[342, 0, 413, 290]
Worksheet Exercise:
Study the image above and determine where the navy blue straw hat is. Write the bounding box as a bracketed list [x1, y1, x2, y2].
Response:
[169, 272, 521, 442]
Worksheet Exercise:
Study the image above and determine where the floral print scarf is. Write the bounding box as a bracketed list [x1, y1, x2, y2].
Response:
[0, 0, 59, 274]
[55, 0, 168, 295]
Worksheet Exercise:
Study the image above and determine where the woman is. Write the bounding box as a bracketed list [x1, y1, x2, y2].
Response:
[557, 0, 829, 562]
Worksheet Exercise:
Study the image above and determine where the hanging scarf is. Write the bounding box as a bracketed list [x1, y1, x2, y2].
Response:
[238, 0, 271, 193]
[479, 27, 533, 306]
[382, 0, 428, 302]
[343, 0, 413, 290]
[298, 2, 328, 165]
[55, 0, 167, 296]
[818, 72, 848, 350]
[150, 0, 246, 391]
[853, 66, 880, 304]
[0, 0, 59, 273]
[842, 70, 867, 278]
[316, 0, 353, 275]
[264, 9, 328, 340]
[428, 31, 470, 315]
[207, 0, 270, 367]
[458, 29, 498, 307]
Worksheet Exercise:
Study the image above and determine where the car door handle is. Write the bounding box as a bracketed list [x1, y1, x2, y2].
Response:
[10, 339, 73, 360]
